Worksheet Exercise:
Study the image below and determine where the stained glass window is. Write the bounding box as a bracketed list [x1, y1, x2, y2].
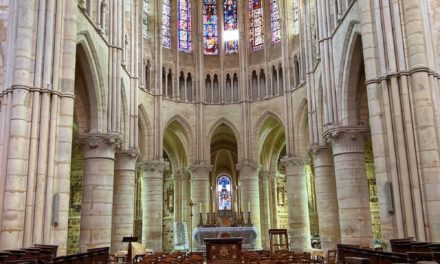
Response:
[224, 0, 238, 54]
[142, 0, 148, 39]
[161, 0, 171, 48]
[203, 0, 218, 55]
[178, 0, 192, 52]
[270, 0, 281, 44]
[217, 176, 232, 211]
[249, 0, 264, 51]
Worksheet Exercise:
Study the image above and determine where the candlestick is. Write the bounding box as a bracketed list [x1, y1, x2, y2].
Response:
[247, 211, 252, 226]
[248, 201, 251, 212]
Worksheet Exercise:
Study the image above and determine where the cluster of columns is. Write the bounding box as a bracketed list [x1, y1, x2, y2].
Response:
[76, 133, 141, 252]
[309, 127, 373, 249]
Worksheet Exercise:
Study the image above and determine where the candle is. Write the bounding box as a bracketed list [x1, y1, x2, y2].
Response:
[200, 203, 203, 213]
[248, 202, 251, 212]
[213, 202, 215, 212]
[234, 202, 238, 212]
[206, 203, 209, 214]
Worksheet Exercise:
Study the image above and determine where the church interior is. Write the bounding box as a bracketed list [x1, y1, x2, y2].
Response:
[0, 0, 440, 263]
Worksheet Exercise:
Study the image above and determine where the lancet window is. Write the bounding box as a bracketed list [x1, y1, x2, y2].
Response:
[178, 0, 192, 52]
[249, 0, 264, 51]
[224, 0, 239, 54]
[203, 0, 219, 55]
[161, 0, 171, 48]
[270, 0, 281, 44]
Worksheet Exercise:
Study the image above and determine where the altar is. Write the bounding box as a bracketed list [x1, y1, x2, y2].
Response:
[193, 226, 258, 251]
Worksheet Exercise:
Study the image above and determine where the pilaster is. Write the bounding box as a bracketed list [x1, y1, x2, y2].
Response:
[281, 156, 311, 251]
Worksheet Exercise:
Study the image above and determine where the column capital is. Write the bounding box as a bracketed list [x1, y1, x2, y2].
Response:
[281, 155, 307, 167]
[188, 161, 213, 173]
[309, 144, 333, 168]
[139, 160, 169, 174]
[77, 133, 122, 159]
[259, 170, 271, 180]
[115, 149, 140, 170]
[323, 126, 369, 155]
[236, 159, 260, 171]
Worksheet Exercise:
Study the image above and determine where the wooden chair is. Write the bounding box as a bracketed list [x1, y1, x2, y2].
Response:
[327, 250, 337, 264]
[269, 229, 289, 253]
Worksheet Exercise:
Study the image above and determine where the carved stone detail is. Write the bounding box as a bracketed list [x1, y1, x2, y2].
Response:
[77, 133, 122, 159]
[140, 160, 169, 175]
[323, 126, 369, 155]
[115, 149, 141, 170]
[309, 144, 333, 167]
[280, 155, 307, 172]
[236, 159, 259, 170]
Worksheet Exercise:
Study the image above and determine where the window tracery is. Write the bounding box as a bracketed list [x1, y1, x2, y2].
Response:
[162, 0, 171, 48]
[203, 0, 219, 55]
[270, 0, 281, 44]
[224, 0, 238, 54]
[249, 0, 264, 51]
[178, 0, 192, 52]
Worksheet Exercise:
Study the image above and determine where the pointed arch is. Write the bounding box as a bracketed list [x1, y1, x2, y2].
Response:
[294, 98, 309, 159]
[254, 111, 286, 170]
[120, 81, 129, 149]
[138, 104, 153, 161]
[337, 21, 362, 125]
[76, 32, 107, 133]
[207, 117, 242, 161]
[163, 114, 194, 162]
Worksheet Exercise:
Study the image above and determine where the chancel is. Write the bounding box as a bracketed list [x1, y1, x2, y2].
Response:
[0, 0, 440, 263]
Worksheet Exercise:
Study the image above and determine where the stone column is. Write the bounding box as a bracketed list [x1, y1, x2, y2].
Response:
[181, 172, 190, 225]
[282, 156, 311, 251]
[111, 149, 140, 252]
[259, 171, 271, 249]
[173, 170, 182, 222]
[310, 145, 340, 250]
[325, 128, 373, 247]
[77, 133, 121, 252]
[269, 173, 278, 228]
[237, 160, 261, 249]
[189, 164, 211, 232]
[140, 160, 168, 252]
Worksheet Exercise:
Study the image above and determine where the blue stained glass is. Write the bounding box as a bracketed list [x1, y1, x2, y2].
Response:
[203, 0, 218, 55]
[178, 0, 192, 52]
[217, 176, 232, 211]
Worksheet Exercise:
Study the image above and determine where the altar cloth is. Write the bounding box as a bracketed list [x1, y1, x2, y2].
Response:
[193, 226, 258, 251]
